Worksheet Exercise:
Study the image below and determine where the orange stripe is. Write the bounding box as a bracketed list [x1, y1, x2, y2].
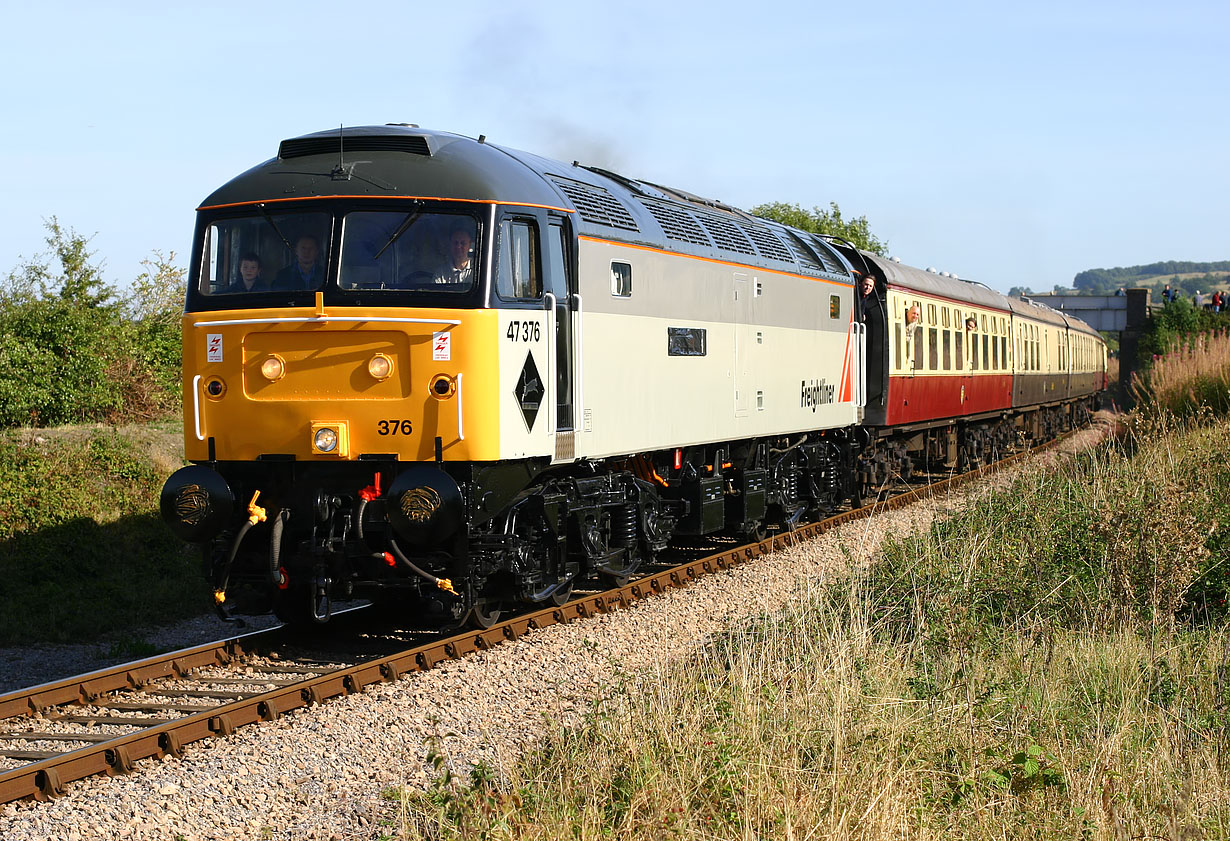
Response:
[839, 324, 853, 403]
[197, 195, 575, 213]
[580, 235, 854, 287]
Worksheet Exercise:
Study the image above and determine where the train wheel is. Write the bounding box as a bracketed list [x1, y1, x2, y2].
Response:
[547, 583, 574, 607]
[464, 598, 502, 630]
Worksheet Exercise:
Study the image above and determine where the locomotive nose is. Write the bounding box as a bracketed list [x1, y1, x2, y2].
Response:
[160, 465, 234, 543]
[385, 466, 463, 545]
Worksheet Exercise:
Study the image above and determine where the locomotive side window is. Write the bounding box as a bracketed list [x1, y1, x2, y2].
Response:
[200, 211, 331, 295]
[611, 261, 632, 297]
[338, 211, 478, 291]
[497, 219, 542, 300]
[830, 295, 841, 319]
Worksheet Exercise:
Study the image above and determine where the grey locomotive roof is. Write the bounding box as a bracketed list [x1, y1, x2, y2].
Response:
[198, 124, 853, 284]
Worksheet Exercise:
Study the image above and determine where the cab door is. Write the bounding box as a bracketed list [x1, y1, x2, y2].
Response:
[545, 217, 576, 462]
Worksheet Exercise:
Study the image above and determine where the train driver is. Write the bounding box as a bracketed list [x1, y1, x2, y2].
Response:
[274, 234, 326, 290]
[432, 226, 474, 286]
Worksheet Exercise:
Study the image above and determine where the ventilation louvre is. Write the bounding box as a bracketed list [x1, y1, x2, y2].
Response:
[640, 199, 711, 246]
[549, 176, 639, 231]
[278, 135, 431, 160]
[739, 223, 794, 262]
[694, 211, 756, 255]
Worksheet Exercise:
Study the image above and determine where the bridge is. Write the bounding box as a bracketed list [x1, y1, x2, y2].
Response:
[1023, 289, 1154, 332]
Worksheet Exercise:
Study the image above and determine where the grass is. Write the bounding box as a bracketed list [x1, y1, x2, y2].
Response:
[0, 423, 208, 645]
[1134, 331, 1230, 417]
[389, 415, 1230, 840]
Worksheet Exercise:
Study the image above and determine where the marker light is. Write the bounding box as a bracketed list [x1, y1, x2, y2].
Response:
[368, 353, 393, 380]
[260, 355, 286, 381]
[310, 421, 349, 457]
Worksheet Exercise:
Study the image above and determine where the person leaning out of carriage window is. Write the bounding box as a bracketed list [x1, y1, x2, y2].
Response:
[226, 252, 267, 294]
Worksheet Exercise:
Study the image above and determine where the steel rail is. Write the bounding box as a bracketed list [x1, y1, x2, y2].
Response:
[0, 435, 1063, 805]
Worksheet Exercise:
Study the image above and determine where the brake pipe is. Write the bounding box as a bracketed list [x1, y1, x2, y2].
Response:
[213, 491, 268, 619]
[387, 539, 459, 596]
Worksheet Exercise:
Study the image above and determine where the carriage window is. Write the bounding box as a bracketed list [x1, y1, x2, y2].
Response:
[954, 331, 963, 370]
[337, 211, 477, 292]
[943, 330, 951, 370]
[928, 328, 938, 369]
[498, 219, 542, 300]
[200, 212, 332, 295]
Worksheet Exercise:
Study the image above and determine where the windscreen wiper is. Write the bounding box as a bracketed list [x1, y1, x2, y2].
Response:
[256, 203, 293, 252]
[373, 212, 421, 260]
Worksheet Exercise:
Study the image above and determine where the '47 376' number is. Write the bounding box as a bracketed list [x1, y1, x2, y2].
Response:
[506, 320, 541, 342]
[377, 420, 414, 435]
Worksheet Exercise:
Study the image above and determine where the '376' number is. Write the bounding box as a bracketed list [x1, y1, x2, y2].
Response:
[377, 420, 414, 435]
[505, 320, 541, 342]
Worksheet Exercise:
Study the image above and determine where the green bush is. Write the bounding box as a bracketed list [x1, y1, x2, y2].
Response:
[0, 220, 184, 428]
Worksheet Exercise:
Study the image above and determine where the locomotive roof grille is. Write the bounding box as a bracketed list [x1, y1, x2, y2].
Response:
[781, 231, 825, 273]
[694, 211, 756, 256]
[278, 135, 432, 160]
[739, 223, 794, 263]
[548, 176, 640, 232]
[806, 235, 847, 275]
[639, 198, 712, 246]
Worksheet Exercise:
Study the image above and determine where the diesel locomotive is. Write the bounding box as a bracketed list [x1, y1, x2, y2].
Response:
[160, 124, 1106, 627]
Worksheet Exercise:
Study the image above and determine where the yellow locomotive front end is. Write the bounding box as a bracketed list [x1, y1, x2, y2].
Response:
[182, 299, 499, 465]
[160, 192, 550, 626]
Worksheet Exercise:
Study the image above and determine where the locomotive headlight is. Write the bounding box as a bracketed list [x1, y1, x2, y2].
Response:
[367, 353, 394, 381]
[314, 427, 338, 452]
[260, 355, 286, 381]
[310, 422, 349, 456]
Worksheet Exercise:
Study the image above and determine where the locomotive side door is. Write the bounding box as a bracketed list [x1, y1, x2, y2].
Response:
[545, 216, 577, 462]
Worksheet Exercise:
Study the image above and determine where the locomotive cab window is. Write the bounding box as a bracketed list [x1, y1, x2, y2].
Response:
[497, 218, 542, 301]
[830, 295, 841, 319]
[200, 211, 332, 296]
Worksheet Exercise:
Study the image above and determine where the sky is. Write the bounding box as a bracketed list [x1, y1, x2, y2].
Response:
[1, 0, 1226, 295]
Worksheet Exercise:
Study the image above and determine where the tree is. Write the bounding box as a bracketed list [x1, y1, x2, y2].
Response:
[750, 201, 887, 255]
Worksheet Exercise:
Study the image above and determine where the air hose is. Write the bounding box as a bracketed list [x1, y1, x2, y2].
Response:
[387, 539, 458, 596]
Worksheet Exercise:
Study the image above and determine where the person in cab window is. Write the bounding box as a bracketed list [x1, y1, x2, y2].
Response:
[227, 252, 266, 293]
[275, 234, 325, 290]
[433, 226, 474, 286]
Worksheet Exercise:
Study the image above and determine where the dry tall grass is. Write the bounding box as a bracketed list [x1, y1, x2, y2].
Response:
[1134, 331, 1230, 416]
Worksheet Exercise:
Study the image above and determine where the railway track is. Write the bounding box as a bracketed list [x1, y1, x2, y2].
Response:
[0, 441, 1055, 806]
